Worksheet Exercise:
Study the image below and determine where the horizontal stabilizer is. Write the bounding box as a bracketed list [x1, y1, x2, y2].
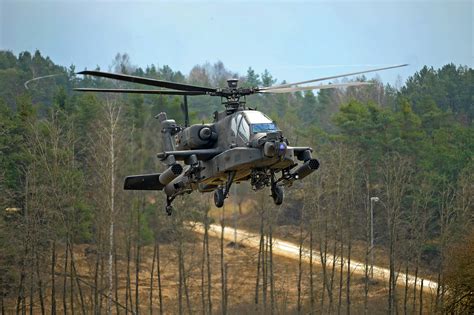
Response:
[124, 173, 165, 190]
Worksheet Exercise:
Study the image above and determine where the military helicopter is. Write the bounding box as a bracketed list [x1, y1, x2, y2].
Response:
[76, 64, 407, 214]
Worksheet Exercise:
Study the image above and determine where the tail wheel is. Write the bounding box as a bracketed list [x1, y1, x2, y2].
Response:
[214, 188, 225, 208]
[271, 185, 284, 205]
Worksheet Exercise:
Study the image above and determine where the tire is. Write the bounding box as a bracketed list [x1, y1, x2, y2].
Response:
[271, 185, 284, 205]
[165, 205, 173, 216]
[214, 188, 225, 208]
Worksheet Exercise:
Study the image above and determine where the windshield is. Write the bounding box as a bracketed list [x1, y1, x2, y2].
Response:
[251, 123, 278, 134]
[243, 111, 279, 134]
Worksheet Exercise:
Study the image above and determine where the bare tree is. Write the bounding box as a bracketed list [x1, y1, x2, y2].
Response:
[380, 153, 412, 315]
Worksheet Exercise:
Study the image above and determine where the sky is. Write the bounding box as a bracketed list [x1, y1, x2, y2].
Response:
[0, 0, 472, 86]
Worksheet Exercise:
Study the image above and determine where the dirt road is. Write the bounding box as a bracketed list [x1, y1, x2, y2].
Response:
[189, 222, 439, 294]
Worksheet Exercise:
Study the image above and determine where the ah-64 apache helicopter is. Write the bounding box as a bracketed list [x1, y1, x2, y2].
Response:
[76, 64, 406, 214]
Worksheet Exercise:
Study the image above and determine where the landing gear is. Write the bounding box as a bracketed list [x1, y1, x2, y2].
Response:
[165, 195, 176, 216]
[271, 184, 284, 205]
[214, 171, 236, 208]
[270, 170, 284, 205]
[214, 188, 225, 208]
[165, 205, 173, 216]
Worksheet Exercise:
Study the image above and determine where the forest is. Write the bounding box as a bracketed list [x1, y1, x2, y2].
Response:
[0, 50, 472, 314]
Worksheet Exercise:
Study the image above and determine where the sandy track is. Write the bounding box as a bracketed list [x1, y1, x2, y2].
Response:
[189, 222, 439, 294]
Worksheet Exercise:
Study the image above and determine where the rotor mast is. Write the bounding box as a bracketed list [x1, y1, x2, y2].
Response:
[220, 79, 247, 114]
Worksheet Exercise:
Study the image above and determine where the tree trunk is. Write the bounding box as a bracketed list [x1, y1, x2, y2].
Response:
[114, 245, 120, 315]
[201, 210, 213, 315]
[364, 176, 370, 315]
[70, 243, 74, 315]
[419, 279, 423, 315]
[269, 223, 274, 315]
[99, 246, 105, 311]
[319, 214, 328, 313]
[69, 242, 86, 315]
[388, 222, 395, 315]
[263, 230, 268, 313]
[328, 238, 337, 313]
[150, 242, 156, 315]
[205, 215, 212, 315]
[224, 264, 228, 315]
[94, 247, 100, 314]
[29, 251, 34, 315]
[404, 262, 409, 315]
[255, 213, 264, 309]
[346, 229, 352, 315]
[309, 228, 315, 313]
[51, 241, 57, 315]
[69, 241, 87, 315]
[107, 108, 116, 315]
[125, 237, 132, 314]
[220, 206, 227, 315]
[63, 242, 68, 315]
[297, 223, 303, 314]
[182, 254, 192, 314]
[178, 235, 183, 315]
[156, 241, 163, 315]
[412, 263, 418, 314]
[201, 226, 206, 315]
[135, 211, 141, 315]
[1, 273, 4, 315]
[338, 239, 344, 315]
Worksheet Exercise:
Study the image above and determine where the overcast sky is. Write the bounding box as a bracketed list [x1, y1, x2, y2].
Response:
[1, 0, 472, 86]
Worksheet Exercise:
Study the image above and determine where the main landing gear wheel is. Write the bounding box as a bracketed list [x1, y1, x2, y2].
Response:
[271, 185, 284, 205]
[165, 196, 175, 216]
[214, 188, 225, 208]
[165, 205, 173, 216]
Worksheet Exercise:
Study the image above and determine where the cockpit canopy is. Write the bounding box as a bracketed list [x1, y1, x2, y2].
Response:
[231, 110, 279, 143]
[244, 111, 278, 134]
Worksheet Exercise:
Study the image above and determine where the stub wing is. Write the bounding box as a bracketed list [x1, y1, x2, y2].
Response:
[157, 148, 223, 161]
[124, 173, 165, 190]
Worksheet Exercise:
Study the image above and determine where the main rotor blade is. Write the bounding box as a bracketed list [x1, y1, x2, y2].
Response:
[258, 64, 408, 91]
[77, 70, 216, 93]
[74, 88, 206, 95]
[257, 81, 372, 93]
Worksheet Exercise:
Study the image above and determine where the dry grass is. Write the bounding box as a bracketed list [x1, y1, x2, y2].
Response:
[4, 218, 438, 314]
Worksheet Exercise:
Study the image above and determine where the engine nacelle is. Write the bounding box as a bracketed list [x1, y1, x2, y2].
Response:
[175, 124, 217, 150]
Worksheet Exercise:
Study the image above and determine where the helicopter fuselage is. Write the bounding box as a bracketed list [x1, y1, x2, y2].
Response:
[149, 109, 318, 197]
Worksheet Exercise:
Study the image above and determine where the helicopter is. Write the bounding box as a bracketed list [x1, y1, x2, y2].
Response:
[76, 64, 407, 215]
